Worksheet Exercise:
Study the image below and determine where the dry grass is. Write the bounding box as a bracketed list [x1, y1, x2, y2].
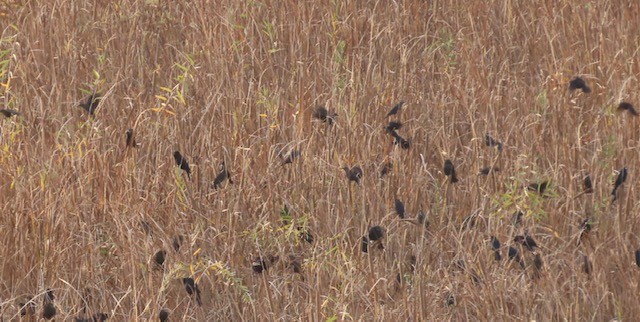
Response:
[1, 0, 640, 320]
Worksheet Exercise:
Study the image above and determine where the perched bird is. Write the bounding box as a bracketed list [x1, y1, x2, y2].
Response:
[380, 162, 393, 178]
[583, 255, 593, 275]
[125, 128, 139, 148]
[280, 149, 301, 165]
[173, 151, 191, 179]
[385, 121, 403, 133]
[618, 102, 639, 116]
[386, 101, 405, 117]
[611, 167, 627, 202]
[514, 233, 538, 252]
[479, 166, 499, 176]
[79, 92, 102, 116]
[182, 277, 202, 306]
[343, 166, 363, 184]
[389, 130, 411, 149]
[443, 159, 459, 183]
[484, 133, 503, 151]
[153, 250, 166, 269]
[494, 250, 502, 261]
[528, 181, 549, 194]
[636, 249, 640, 268]
[252, 257, 268, 273]
[490, 236, 501, 251]
[0, 108, 20, 118]
[313, 106, 337, 125]
[368, 226, 384, 241]
[583, 175, 593, 193]
[213, 161, 232, 189]
[569, 77, 591, 93]
[512, 211, 524, 226]
[42, 302, 56, 320]
[159, 309, 170, 322]
[508, 246, 525, 268]
[172, 235, 184, 252]
[394, 199, 406, 219]
[445, 292, 456, 306]
[361, 236, 369, 253]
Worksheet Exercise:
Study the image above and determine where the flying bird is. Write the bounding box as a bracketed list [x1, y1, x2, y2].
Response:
[394, 199, 405, 219]
[313, 106, 337, 125]
[343, 165, 363, 184]
[385, 101, 405, 117]
[443, 159, 459, 183]
[182, 277, 202, 306]
[569, 77, 591, 93]
[618, 102, 639, 116]
[173, 151, 191, 179]
[213, 161, 232, 189]
[79, 92, 102, 116]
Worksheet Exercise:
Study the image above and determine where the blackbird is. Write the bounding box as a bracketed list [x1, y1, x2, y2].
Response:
[635, 249, 640, 268]
[394, 199, 406, 219]
[126, 128, 139, 148]
[390, 130, 410, 149]
[443, 159, 459, 183]
[611, 167, 627, 202]
[313, 106, 337, 125]
[0, 109, 20, 118]
[79, 92, 102, 116]
[213, 161, 232, 189]
[527, 181, 549, 194]
[484, 133, 503, 151]
[386, 101, 405, 117]
[173, 151, 191, 179]
[490, 236, 501, 251]
[343, 166, 363, 184]
[182, 277, 202, 306]
[583, 175, 593, 193]
[361, 236, 369, 253]
[618, 102, 638, 116]
[514, 233, 538, 251]
[368, 226, 384, 241]
[42, 302, 56, 320]
[569, 77, 591, 93]
[153, 250, 166, 269]
[386, 121, 402, 133]
[159, 309, 170, 322]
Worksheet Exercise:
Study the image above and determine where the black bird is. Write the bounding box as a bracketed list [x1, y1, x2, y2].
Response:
[182, 277, 202, 306]
[386, 101, 405, 117]
[484, 133, 503, 151]
[385, 121, 402, 133]
[577, 218, 592, 246]
[213, 161, 232, 189]
[445, 292, 456, 306]
[512, 211, 524, 226]
[126, 128, 139, 148]
[252, 257, 268, 273]
[380, 162, 393, 178]
[368, 226, 384, 241]
[569, 77, 591, 93]
[635, 249, 640, 268]
[493, 250, 502, 261]
[42, 302, 56, 320]
[361, 236, 369, 253]
[507, 246, 525, 268]
[490, 236, 501, 251]
[297, 226, 314, 244]
[611, 167, 627, 202]
[618, 102, 639, 116]
[153, 250, 166, 269]
[443, 159, 459, 183]
[583, 255, 593, 275]
[343, 166, 363, 184]
[79, 92, 102, 116]
[313, 106, 337, 125]
[281, 149, 301, 165]
[172, 235, 184, 252]
[514, 233, 538, 252]
[0, 108, 20, 118]
[417, 210, 428, 227]
[583, 175, 593, 193]
[44, 289, 55, 305]
[173, 151, 191, 179]
[389, 130, 411, 149]
[394, 199, 406, 219]
[527, 181, 549, 194]
[159, 309, 170, 322]
[479, 166, 499, 175]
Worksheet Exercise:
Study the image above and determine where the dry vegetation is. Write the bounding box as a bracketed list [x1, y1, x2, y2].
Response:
[1, 0, 640, 320]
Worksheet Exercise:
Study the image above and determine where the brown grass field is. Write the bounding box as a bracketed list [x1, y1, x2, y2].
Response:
[1, 0, 640, 320]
